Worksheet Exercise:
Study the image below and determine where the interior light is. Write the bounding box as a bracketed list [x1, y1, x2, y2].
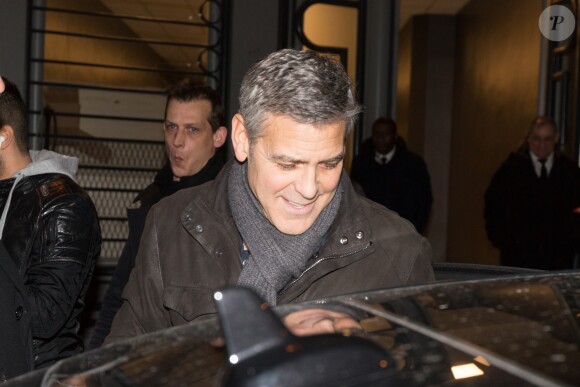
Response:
[451, 363, 484, 379]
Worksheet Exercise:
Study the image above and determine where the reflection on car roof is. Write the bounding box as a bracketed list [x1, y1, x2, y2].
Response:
[6, 270, 580, 387]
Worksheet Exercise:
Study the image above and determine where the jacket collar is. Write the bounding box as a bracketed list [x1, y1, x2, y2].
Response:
[319, 171, 372, 256]
[180, 163, 242, 279]
[179, 163, 374, 295]
[205, 163, 372, 257]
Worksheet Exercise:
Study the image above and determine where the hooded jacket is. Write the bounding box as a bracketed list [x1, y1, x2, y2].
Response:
[0, 150, 101, 368]
[106, 163, 434, 342]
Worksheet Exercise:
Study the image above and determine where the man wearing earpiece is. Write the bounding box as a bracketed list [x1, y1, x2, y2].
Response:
[0, 76, 101, 372]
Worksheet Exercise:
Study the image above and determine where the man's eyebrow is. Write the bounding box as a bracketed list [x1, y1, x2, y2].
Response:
[268, 154, 305, 164]
[322, 154, 345, 164]
[164, 119, 203, 127]
[268, 153, 344, 164]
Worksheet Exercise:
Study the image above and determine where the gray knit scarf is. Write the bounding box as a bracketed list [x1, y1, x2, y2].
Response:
[228, 161, 343, 305]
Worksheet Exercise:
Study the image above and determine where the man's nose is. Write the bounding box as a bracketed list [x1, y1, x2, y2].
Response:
[295, 168, 318, 200]
[172, 128, 185, 147]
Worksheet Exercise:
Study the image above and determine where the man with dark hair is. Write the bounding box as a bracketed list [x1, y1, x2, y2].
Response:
[106, 49, 434, 343]
[89, 79, 227, 348]
[485, 116, 580, 270]
[0, 76, 101, 370]
[351, 117, 433, 234]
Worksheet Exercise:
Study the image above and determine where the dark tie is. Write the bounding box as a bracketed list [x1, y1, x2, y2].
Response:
[539, 159, 547, 179]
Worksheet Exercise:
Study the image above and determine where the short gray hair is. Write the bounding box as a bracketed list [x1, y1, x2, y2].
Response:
[239, 49, 361, 143]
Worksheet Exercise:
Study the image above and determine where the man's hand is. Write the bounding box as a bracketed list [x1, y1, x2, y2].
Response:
[282, 308, 363, 336]
[0, 76, 5, 93]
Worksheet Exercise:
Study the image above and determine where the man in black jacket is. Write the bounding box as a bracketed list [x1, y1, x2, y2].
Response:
[89, 79, 227, 348]
[485, 116, 580, 270]
[0, 241, 32, 381]
[351, 117, 433, 234]
[0, 76, 101, 371]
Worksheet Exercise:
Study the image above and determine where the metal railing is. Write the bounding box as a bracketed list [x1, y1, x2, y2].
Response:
[27, 0, 228, 261]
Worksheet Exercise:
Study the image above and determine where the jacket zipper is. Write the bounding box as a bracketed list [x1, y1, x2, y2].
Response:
[278, 241, 372, 298]
[32, 338, 39, 363]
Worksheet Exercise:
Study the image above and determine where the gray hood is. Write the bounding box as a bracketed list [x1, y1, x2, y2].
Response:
[0, 150, 79, 239]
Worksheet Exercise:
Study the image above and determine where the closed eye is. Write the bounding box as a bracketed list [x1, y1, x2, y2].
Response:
[278, 163, 296, 171]
[322, 162, 341, 170]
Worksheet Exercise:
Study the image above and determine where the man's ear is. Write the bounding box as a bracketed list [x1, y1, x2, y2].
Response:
[0, 125, 14, 150]
[213, 126, 227, 148]
[231, 114, 250, 162]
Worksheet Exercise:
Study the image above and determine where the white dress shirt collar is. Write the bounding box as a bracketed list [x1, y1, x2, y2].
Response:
[375, 146, 396, 165]
[529, 150, 554, 177]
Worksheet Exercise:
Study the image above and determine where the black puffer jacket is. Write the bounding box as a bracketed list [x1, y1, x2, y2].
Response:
[0, 151, 101, 369]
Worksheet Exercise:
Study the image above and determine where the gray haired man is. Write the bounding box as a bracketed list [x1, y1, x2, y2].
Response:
[106, 49, 434, 342]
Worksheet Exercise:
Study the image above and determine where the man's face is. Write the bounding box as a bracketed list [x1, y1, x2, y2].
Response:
[372, 122, 397, 154]
[528, 124, 559, 160]
[232, 114, 346, 235]
[164, 99, 220, 180]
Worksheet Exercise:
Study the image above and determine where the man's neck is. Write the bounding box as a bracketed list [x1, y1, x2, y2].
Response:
[0, 150, 32, 180]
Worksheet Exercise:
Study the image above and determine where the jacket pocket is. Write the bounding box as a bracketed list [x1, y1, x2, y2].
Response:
[163, 286, 216, 324]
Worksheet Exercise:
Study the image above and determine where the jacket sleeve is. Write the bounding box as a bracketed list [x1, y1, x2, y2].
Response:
[105, 207, 171, 344]
[26, 193, 100, 338]
[89, 205, 146, 349]
[571, 165, 580, 254]
[88, 235, 135, 349]
[405, 237, 435, 284]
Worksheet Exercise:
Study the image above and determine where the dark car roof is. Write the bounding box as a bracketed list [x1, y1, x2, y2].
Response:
[7, 270, 580, 386]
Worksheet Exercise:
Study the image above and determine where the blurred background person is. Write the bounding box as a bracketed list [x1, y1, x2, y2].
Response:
[484, 116, 580, 270]
[351, 117, 433, 234]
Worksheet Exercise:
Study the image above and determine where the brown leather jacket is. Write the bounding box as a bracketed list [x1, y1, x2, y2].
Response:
[106, 164, 434, 343]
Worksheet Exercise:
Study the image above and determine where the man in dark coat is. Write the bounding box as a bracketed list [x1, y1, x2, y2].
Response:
[351, 117, 433, 234]
[0, 242, 33, 381]
[105, 49, 434, 343]
[89, 79, 227, 348]
[484, 116, 580, 270]
[0, 76, 101, 370]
